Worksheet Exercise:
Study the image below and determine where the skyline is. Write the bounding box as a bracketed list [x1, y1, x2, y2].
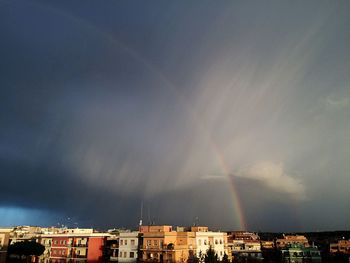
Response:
[1, 0, 350, 232]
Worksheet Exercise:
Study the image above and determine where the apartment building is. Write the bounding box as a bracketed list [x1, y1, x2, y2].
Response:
[106, 235, 119, 261]
[119, 231, 139, 262]
[330, 239, 350, 254]
[39, 232, 111, 263]
[140, 225, 199, 262]
[193, 227, 227, 261]
[0, 228, 12, 263]
[281, 245, 321, 263]
[227, 231, 262, 261]
[276, 235, 309, 249]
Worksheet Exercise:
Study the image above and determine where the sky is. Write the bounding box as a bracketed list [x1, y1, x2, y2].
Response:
[0, 0, 350, 232]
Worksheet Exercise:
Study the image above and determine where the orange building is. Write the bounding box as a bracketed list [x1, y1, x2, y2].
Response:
[276, 235, 309, 249]
[140, 226, 196, 263]
[330, 240, 350, 254]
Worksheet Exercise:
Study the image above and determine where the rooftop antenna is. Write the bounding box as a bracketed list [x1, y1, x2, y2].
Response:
[139, 201, 143, 227]
[193, 216, 199, 226]
[148, 206, 151, 225]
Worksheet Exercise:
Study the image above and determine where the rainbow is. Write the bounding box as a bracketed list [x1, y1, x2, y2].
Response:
[210, 141, 246, 230]
[25, 1, 247, 230]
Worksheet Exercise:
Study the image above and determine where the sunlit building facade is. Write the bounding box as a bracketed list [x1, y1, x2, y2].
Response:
[330, 239, 350, 254]
[276, 235, 309, 249]
[119, 231, 140, 262]
[140, 225, 197, 263]
[227, 231, 263, 262]
[0, 228, 12, 263]
[193, 227, 227, 261]
[39, 232, 111, 263]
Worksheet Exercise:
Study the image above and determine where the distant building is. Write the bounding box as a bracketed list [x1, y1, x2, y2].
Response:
[276, 235, 309, 249]
[261, 241, 274, 249]
[330, 239, 350, 255]
[227, 231, 263, 262]
[281, 244, 321, 263]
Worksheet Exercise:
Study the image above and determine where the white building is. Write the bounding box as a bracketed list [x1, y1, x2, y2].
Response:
[192, 227, 227, 261]
[118, 231, 139, 262]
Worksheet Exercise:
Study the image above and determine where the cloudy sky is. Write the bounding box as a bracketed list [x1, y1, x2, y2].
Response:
[1, 0, 349, 232]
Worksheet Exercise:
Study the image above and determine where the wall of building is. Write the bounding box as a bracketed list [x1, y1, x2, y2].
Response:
[87, 237, 105, 262]
[0, 232, 10, 263]
[119, 232, 139, 262]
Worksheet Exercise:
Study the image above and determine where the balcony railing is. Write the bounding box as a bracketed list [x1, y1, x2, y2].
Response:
[73, 243, 88, 247]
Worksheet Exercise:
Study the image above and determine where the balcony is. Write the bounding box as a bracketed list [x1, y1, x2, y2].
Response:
[74, 243, 88, 247]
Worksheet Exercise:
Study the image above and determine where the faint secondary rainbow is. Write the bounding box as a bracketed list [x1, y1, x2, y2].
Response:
[29, 2, 247, 230]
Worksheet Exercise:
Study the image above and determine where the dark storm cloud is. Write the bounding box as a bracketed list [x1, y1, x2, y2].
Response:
[1, 0, 350, 231]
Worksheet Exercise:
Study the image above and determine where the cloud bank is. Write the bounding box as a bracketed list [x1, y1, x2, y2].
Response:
[235, 162, 305, 199]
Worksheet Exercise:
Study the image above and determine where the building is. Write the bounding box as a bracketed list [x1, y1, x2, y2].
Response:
[192, 227, 227, 261]
[140, 225, 196, 263]
[39, 232, 111, 263]
[106, 234, 119, 261]
[260, 241, 274, 249]
[276, 235, 309, 249]
[0, 228, 12, 263]
[119, 231, 139, 262]
[330, 239, 350, 254]
[139, 225, 228, 262]
[281, 244, 321, 263]
[227, 231, 263, 262]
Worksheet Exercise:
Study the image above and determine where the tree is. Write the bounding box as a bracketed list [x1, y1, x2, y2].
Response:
[198, 251, 205, 263]
[205, 246, 218, 263]
[8, 240, 45, 263]
[221, 253, 230, 263]
[188, 250, 199, 263]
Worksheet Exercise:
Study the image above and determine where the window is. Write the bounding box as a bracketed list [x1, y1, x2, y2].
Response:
[124, 252, 127, 258]
[125, 240, 127, 245]
[204, 240, 207, 245]
[120, 240, 123, 245]
[130, 252, 134, 258]
[131, 239, 135, 246]
[147, 240, 151, 246]
[54, 240, 58, 245]
[220, 239, 223, 244]
[215, 239, 218, 245]
[119, 252, 123, 257]
[154, 240, 158, 246]
[53, 250, 57, 255]
[198, 239, 202, 246]
[220, 251, 223, 256]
